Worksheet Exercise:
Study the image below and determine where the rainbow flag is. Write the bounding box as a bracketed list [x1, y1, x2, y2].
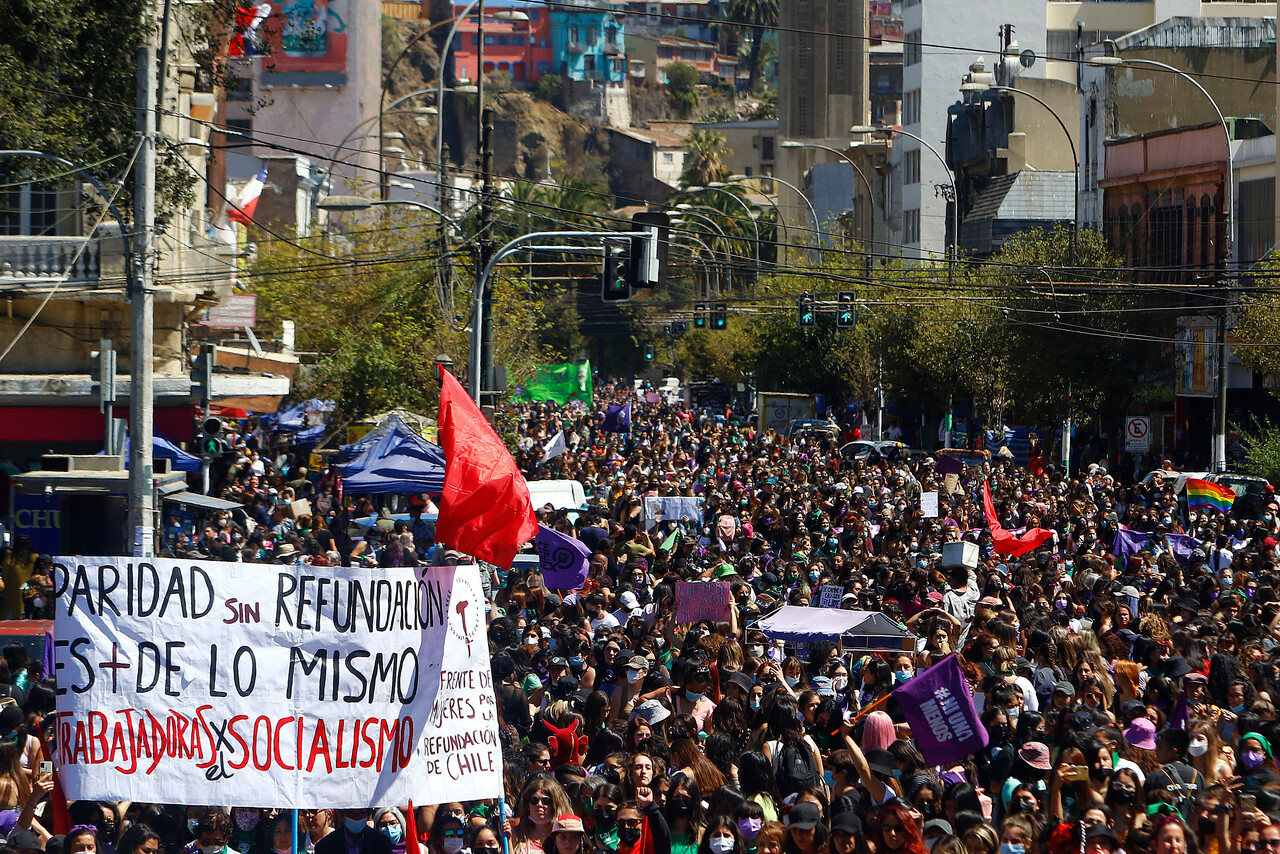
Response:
[1185, 478, 1235, 512]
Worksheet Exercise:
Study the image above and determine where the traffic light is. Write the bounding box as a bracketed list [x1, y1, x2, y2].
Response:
[837, 292, 857, 328]
[798, 295, 816, 328]
[631, 211, 670, 288]
[644, 344, 654, 362]
[199, 416, 224, 457]
[712, 303, 728, 330]
[601, 245, 630, 302]
[190, 342, 215, 402]
[693, 302, 708, 329]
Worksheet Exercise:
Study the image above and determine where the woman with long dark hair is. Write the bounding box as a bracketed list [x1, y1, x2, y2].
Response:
[738, 750, 782, 823]
[666, 772, 706, 854]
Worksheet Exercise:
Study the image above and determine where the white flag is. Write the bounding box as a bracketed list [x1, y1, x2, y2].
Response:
[541, 430, 567, 464]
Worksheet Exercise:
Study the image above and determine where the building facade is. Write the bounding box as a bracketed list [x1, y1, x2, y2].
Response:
[551, 5, 629, 84]
[452, 5, 554, 85]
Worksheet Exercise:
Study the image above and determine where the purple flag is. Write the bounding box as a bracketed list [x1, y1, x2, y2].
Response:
[1110, 525, 1203, 565]
[935, 454, 964, 476]
[602, 402, 632, 433]
[535, 524, 591, 590]
[1170, 690, 1189, 730]
[893, 654, 988, 766]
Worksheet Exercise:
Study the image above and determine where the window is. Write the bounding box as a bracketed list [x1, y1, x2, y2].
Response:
[659, 47, 673, 58]
[902, 89, 920, 126]
[586, 28, 597, 45]
[761, 136, 774, 160]
[613, 58, 625, 73]
[606, 27, 616, 44]
[662, 152, 674, 163]
[536, 60, 551, 73]
[484, 35, 495, 45]
[224, 117, 253, 148]
[513, 35, 524, 45]
[904, 30, 921, 66]
[571, 26, 580, 41]
[585, 55, 596, 74]
[904, 149, 920, 185]
[904, 209, 920, 245]
[0, 174, 65, 236]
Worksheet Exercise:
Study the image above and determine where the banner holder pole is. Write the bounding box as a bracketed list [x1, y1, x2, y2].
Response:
[848, 691, 892, 725]
[292, 810, 299, 854]
[498, 797, 510, 854]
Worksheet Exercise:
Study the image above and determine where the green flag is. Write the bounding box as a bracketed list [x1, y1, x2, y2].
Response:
[519, 361, 593, 404]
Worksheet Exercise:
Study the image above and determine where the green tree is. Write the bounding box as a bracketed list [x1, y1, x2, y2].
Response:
[1242, 419, 1280, 484]
[680, 130, 731, 187]
[723, 0, 777, 93]
[665, 62, 700, 117]
[0, 0, 202, 220]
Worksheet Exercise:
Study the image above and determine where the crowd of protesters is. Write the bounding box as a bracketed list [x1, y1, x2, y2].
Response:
[3, 383, 1280, 854]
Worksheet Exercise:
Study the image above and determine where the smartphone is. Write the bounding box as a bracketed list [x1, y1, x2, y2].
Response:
[37, 760, 52, 784]
[1066, 765, 1089, 783]
[1242, 794, 1257, 811]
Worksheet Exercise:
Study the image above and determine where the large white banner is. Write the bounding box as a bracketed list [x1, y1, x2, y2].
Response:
[51, 558, 502, 808]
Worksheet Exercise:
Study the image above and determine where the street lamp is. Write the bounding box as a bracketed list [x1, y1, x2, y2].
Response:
[960, 82, 1079, 258]
[781, 140, 877, 274]
[683, 185, 761, 270]
[852, 124, 958, 282]
[752, 173, 822, 262]
[673, 207, 735, 293]
[318, 195, 448, 218]
[1089, 53, 1234, 471]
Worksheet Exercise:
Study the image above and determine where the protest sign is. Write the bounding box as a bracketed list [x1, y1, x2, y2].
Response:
[642, 496, 702, 530]
[676, 581, 730, 623]
[52, 558, 502, 808]
[893, 654, 987, 766]
[921, 492, 939, 518]
[942, 473, 959, 495]
[818, 585, 844, 609]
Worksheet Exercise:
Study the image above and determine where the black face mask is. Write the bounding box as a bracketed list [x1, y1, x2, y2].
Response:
[1199, 818, 1217, 839]
[668, 798, 693, 817]
[1089, 767, 1110, 784]
[617, 826, 642, 845]
[989, 725, 1010, 744]
[594, 808, 617, 829]
[1010, 800, 1037, 815]
[1108, 787, 1136, 805]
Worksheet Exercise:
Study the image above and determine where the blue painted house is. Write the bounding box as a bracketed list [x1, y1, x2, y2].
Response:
[550, 4, 627, 84]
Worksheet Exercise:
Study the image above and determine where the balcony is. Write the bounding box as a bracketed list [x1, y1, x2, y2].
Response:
[567, 39, 588, 52]
[603, 42, 623, 55]
[0, 236, 101, 287]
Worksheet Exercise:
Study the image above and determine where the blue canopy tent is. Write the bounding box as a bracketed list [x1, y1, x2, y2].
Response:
[118, 434, 203, 473]
[757, 605, 915, 651]
[340, 417, 446, 494]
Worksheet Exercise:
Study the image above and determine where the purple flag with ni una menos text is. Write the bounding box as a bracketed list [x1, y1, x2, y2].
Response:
[535, 524, 591, 590]
[893, 653, 988, 767]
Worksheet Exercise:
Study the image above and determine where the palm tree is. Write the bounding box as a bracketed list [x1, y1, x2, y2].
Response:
[724, 0, 778, 93]
[681, 130, 731, 187]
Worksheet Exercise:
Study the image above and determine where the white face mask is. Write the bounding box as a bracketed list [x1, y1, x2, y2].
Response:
[442, 840, 464, 854]
[709, 837, 736, 854]
[627, 669, 645, 684]
[832, 676, 849, 692]
[1189, 737, 1209, 757]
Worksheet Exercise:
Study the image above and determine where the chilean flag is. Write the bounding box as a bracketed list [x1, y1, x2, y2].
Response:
[226, 164, 267, 225]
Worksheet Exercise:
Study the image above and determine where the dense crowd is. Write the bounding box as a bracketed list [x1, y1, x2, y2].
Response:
[2, 385, 1280, 854]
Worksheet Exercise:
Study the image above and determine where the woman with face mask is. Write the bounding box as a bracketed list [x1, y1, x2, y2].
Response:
[373, 810, 406, 854]
[664, 773, 706, 854]
[1186, 722, 1230, 784]
[997, 817, 1035, 854]
[228, 809, 262, 854]
[1235, 733, 1280, 787]
[697, 818, 746, 854]
[511, 779, 575, 854]
[614, 787, 671, 854]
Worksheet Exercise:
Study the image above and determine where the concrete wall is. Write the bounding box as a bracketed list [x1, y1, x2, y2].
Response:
[231, 0, 382, 194]
[903, 0, 1047, 260]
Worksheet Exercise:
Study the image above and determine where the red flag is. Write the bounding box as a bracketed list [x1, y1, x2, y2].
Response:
[982, 481, 1053, 557]
[40, 736, 70, 834]
[404, 800, 422, 854]
[437, 367, 537, 567]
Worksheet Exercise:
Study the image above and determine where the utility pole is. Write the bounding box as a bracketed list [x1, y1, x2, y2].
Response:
[129, 4, 159, 558]
[1062, 382, 1072, 476]
[477, 106, 496, 399]
[1213, 292, 1230, 471]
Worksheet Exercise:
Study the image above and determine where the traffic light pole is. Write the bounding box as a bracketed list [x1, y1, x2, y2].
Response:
[468, 231, 640, 404]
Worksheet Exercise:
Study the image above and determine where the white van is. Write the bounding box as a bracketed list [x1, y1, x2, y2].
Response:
[525, 479, 588, 511]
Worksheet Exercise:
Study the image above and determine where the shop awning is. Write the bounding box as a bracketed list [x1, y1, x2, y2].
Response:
[164, 492, 243, 511]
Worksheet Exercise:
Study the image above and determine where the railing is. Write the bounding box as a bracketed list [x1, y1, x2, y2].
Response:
[0, 236, 100, 285]
[567, 39, 588, 53]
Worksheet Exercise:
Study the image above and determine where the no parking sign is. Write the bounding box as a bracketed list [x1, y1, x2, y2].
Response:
[1125, 416, 1151, 452]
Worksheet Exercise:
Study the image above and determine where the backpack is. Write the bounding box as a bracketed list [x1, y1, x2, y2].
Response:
[1157, 762, 1201, 820]
[775, 734, 820, 797]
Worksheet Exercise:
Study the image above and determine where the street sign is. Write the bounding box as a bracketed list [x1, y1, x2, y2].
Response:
[1124, 416, 1151, 452]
